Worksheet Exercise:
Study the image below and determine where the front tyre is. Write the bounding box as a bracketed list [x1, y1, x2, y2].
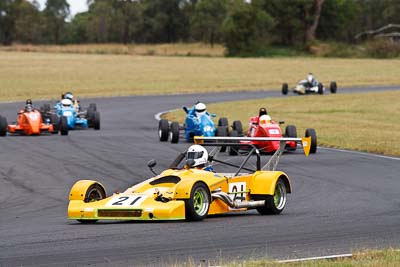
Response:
[93, 111, 100, 130]
[0, 116, 8, 136]
[330, 81, 337, 94]
[215, 126, 228, 152]
[77, 183, 106, 224]
[185, 183, 210, 221]
[158, 119, 169, 141]
[305, 128, 317, 153]
[282, 83, 288, 95]
[170, 121, 180, 143]
[256, 178, 287, 215]
[318, 83, 324, 94]
[60, 116, 69, 136]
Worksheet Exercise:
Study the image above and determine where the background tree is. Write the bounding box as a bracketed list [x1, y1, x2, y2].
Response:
[190, 0, 227, 47]
[222, 0, 274, 55]
[43, 0, 70, 43]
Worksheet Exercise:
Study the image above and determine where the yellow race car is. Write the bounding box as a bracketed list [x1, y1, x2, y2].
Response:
[68, 136, 312, 223]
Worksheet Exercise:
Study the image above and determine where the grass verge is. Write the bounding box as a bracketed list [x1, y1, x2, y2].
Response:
[164, 90, 400, 157]
[226, 248, 400, 267]
[1, 51, 400, 101]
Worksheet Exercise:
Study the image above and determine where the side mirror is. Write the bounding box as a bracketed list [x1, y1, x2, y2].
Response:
[185, 159, 196, 168]
[182, 106, 189, 114]
[147, 159, 157, 176]
[279, 121, 285, 125]
[147, 159, 157, 168]
[211, 114, 217, 118]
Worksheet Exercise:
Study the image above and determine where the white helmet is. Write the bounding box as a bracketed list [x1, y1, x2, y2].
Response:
[61, 99, 73, 107]
[259, 115, 272, 126]
[186, 145, 208, 167]
[195, 102, 207, 116]
[307, 73, 314, 83]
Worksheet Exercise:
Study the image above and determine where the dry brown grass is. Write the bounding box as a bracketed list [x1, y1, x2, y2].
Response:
[165, 91, 400, 156]
[0, 43, 226, 57]
[1, 51, 400, 102]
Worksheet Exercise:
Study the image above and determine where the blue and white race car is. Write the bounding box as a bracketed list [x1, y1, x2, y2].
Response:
[158, 102, 230, 143]
[54, 99, 100, 135]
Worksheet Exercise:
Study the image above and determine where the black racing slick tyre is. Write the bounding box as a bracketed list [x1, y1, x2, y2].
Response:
[50, 114, 59, 134]
[185, 183, 210, 221]
[285, 125, 297, 151]
[232, 120, 243, 135]
[318, 83, 324, 94]
[285, 125, 297, 138]
[0, 116, 8, 136]
[158, 119, 169, 142]
[170, 121, 180, 143]
[254, 178, 288, 215]
[330, 81, 337, 94]
[89, 103, 97, 111]
[228, 130, 239, 156]
[93, 111, 100, 130]
[305, 128, 317, 153]
[218, 117, 228, 127]
[77, 183, 106, 224]
[282, 83, 289, 95]
[60, 116, 69, 136]
[216, 126, 228, 152]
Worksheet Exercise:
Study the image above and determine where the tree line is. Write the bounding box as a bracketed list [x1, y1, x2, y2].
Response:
[1, 0, 400, 55]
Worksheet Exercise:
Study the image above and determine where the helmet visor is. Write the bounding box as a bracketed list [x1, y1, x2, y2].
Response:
[187, 151, 204, 159]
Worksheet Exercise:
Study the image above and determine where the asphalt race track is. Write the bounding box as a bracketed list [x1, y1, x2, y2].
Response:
[1, 86, 400, 266]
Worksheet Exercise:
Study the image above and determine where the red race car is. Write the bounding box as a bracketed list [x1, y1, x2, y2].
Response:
[228, 108, 317, 155]
[4, 100, 59, 136]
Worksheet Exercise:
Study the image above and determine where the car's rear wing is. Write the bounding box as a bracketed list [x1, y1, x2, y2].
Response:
[194, 136, 312, 172]
[194, 136, 312, 156]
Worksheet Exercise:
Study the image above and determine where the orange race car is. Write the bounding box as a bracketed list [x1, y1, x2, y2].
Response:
[5, 100, 59, 136]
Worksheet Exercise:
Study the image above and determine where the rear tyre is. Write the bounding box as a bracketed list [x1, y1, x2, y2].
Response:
[60, 116, 69, 136]
[232, 120, 243, 135]
[170, 122, 180, 143]
[158, 119, 169, 141]
[285, 125, 297, 151]
[285, 125, 297, 138]
[77, 183, 106, 224]
[305, 128, 317, 153]
[282, 83, 289, 95]
[215, 126, 228, 152]
[93, 111, 100, 130]
[185, 183, 210, 221]
[255, 178, 287, 215]
[228, 130, 239, 156]
[0, 116, 8, 136]
[330, 81, 337, 94]
[218, 117, 229, 132]
[89, 103, 97, 111]
[318, 83, 324, 94]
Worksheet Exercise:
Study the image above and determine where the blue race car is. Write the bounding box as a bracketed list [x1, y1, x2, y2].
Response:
[54, 99, 100, 135]
[158, 102, 229, 143]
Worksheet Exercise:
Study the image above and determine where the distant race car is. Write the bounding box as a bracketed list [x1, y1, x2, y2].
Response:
[4, 108, 59, 136]
[282, 79, 337, 95]
[226, 108, 317, 155]
[41, 99, 100, 135]
[158, 103, 230, 144]
[68, 136, 312, 223]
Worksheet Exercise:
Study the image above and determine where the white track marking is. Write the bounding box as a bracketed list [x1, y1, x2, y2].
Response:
[154, 109, 178, 121]
[319, 147, 400, 161]
[278, 253, 353, 263]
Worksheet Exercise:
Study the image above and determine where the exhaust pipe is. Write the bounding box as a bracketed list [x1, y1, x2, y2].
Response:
[211, 191, 265, 209]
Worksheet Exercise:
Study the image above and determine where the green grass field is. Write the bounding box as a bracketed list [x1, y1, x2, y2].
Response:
[165, 90, 400, 156]
[1, 51, 400, 101]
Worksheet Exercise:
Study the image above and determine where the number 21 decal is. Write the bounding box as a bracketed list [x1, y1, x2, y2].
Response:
[106, 195, 146, 207]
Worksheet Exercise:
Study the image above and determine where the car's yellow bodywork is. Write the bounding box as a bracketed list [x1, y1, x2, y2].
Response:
[68, 167, 289, 221]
